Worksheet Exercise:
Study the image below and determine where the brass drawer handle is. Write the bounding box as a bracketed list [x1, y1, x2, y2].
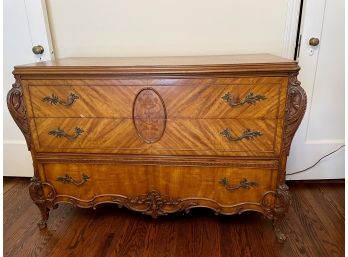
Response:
[56, 174, 90, 186]
[48, 127, 84, 141]
[43, 93, 79, 106]
[222, 92, 266, 107]
[220, 128, 262, 142]
[219, 178, 258, 192]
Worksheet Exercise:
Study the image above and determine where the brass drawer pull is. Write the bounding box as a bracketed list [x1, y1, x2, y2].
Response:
[43, 93, 79, 106]
[220, 128, 262, 142]
[56, 174, 90, 186]
[48, 127, 84, 141]
[222, 92, 266, 107]
[219, 178, 258, 191]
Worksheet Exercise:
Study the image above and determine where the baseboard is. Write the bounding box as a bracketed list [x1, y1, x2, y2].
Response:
[4, 141, 33, 177]
[287, 179, 345, 184]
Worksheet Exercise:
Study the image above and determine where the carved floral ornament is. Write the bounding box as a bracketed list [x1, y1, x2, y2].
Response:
[133, 88, 167, 143]
[113, 190, 198, 218]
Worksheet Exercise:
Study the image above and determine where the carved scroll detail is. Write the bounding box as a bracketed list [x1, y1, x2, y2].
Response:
[7, 76, 31, 150]
[283, 73, 307, 155]
[260, 191, 276, 220]
[112, 190, 198, 218]
[259, 186, 291, 243]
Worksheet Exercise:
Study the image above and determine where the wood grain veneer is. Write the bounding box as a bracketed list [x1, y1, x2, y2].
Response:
[7, 54, 307, 243]
[42, 164, 276, 207]
[27, 77, 286, 119]
[32, 118, 280, 156]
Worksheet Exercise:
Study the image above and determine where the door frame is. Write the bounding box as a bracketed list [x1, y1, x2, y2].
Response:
[282, 0, 303, 59]
[24, 0, 55, 62]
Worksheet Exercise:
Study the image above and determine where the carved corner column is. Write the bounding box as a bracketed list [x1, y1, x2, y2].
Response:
[273, 72, 307, 243]
[7, 75, 31, 150]
[283, 72, 307, 158]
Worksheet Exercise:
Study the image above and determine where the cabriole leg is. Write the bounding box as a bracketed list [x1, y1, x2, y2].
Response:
[36, 205, 50, 230]
[273, 184, 291, 243]
[29, 176, 50, 230]
[273, 213, 287, 243]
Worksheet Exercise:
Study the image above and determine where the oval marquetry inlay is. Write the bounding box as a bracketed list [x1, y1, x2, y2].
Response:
[133, 88, 166, 143]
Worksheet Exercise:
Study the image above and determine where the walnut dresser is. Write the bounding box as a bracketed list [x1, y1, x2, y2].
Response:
[7, 55, 306, 243]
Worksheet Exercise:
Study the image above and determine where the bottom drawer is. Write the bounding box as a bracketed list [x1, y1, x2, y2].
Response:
[41, 163, 278, 215]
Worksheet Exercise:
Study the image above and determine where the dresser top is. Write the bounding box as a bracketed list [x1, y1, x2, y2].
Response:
[14, 54, 299, 76]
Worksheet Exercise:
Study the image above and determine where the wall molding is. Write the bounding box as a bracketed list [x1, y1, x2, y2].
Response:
[282, 0, 302, 59]
[4, 140, 27, 145]
[305, 140, 345, 144]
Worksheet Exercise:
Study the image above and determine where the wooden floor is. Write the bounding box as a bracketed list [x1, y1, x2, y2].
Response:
[4, 177, 344, 257]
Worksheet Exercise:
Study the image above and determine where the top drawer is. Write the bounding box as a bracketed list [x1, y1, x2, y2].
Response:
[25, 77, 288, 119]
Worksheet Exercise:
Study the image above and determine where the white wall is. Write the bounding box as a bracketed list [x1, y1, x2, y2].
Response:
[4, 0, 292, 177]
[46, 0, 289, 58]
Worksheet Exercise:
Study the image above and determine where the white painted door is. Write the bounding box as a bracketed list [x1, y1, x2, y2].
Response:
[286, 0, 345, 180]
[4, 0, 53, 176]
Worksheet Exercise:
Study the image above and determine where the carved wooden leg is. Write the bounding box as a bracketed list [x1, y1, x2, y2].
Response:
[273, 184, 291, 243]
[273, 215, 286, 243]
[29, 176, 50, 230]
[36, 206, 50, 230]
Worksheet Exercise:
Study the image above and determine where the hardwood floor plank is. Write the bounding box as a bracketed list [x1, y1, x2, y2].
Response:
[141, 218, 176, 257]
[290, 184, 343, 257]
[317, 183, 345, 218]
[284, 198, 327, 257]
[306, 184, 344, 240]
[3, 178, 32, 230]
[21, 205, 78, 257]
[3, 177, 23, 194]
[219, 214, 255, 257]
[174, 211, 221, 257]
[112, 215, 149, 257]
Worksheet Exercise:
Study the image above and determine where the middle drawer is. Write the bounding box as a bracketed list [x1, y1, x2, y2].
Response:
[32, 118, 283, 156]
